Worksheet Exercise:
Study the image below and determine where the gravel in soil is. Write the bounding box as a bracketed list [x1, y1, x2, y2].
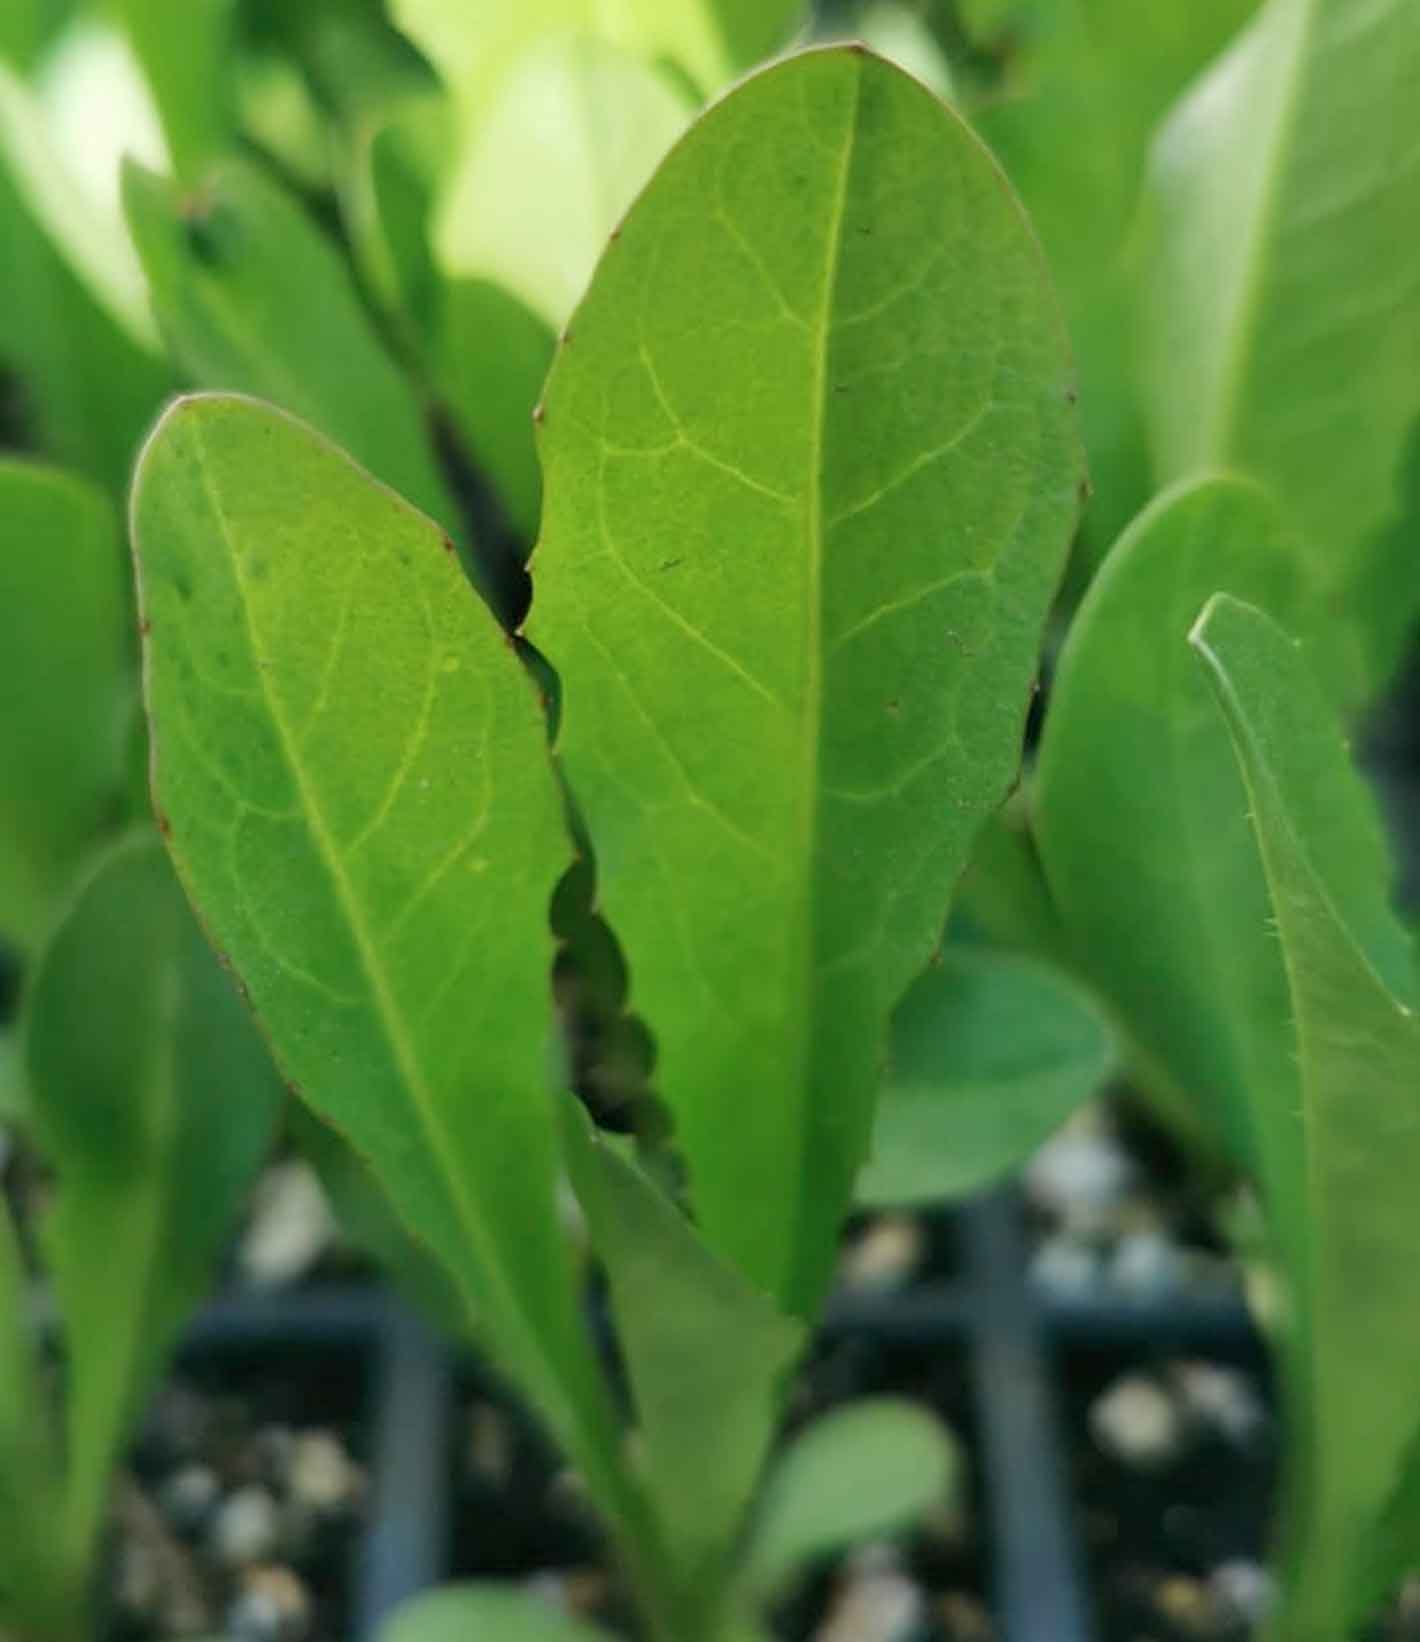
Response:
[108, 1345, 370, 1642]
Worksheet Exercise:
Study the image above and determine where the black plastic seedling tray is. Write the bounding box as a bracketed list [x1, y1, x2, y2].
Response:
[178, 1189, 1260, 1642]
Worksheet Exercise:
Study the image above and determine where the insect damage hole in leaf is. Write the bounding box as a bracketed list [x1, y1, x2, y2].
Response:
[527, 44, 1083, 1315]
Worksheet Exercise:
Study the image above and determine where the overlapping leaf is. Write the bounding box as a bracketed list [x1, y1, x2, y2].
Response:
[1035, 477, 1312, 1163]
[23, 831, 282, 1572]
[528, 47, 1082, 1311]
[1190, 596, 1420, 1635]
[1141, 0, 1420, 692]
[0, 461, 130, 950]
[123, 158, 459, 536]
[131, 394, 624, 1515]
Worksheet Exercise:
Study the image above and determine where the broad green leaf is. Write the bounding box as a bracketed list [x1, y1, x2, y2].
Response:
[0, 461, 129, 950]
[23, 831, 283, 1568]
[1035, 477, 1311, 1165]
[953, 803, 1071, 969]
[973, 0, 1259, 556]
[0, 158, 169, 491]
[431, 34, 692, 330]
[378, 1584, 613, 1642]
[291, 1102, 470, 1344]
[858, 948, 1113, 1207]
[1189, 595, 1420, 1637]
[1140, 0, 1420, 690]
[131, 394, 627, 1524]
[122, 158, 460, 538]
[0, 45, 159, 348]
[112, 0, 233, 178]
[527, 47, 1083, 1312]
[746, 1400, 957, 1595]
[563, 1101, 803, 1594]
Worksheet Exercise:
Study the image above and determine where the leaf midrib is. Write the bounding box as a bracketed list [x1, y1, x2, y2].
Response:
[788, 61, 861, 1302]
[187, 423, 548, 1390]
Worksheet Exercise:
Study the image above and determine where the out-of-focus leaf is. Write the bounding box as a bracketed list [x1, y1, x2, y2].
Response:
[378, 1584, 613, 1642]
[291, 1103, 470, 1344]
[0, 1192, 76, 1642]
[0, 461, 129, 951]
[564, 1101, 802, 1591]
[528, 47, 1082, 1313]
[974, 0, 1259, 557]
[431, 34, 692, 331]
[1036, 477, 1312, 1164]
[1141, 0, 1420, 695]
[859, 948, 1113, 1207]
[131, 395, 630, 1531]
[746, 1400, 957, 1595]
[1190, 595, 1420, 1635]
[0, 51, 158, 347]
[23, 831, 283, 1568]
[345, 104, 444, 349]
[0, 143, 169, 489]
[121, 158, 460, 537]
[112, 0, 233, 178]
[437, 279, 555, 546]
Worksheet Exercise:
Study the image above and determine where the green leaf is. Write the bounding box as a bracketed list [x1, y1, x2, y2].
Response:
[527, 46, 1083, 1312]
[1140, 0, 1420, 692]
[973, 0, 1259, 557]
[859, 948, 1113, 1207]
[291, 1102, 470, 1344]
[1189, 595, 1420, 1636]
[130, 394, 628, 1527]
[0, 1192, 76, 1641]
[0, 158, 169, 492]
[850, 5, 954, 101]
[378, 1583, 613, 1642]
[746, 1399, 958, 1595]
[0, 51, 158, 348]
[437, 278, 556, 546]
[0, 461, 130, 950]
[112, 0, 233, 178]
[704, 0, 805, 72]
[121, 157, 460, 538]
[563, 1101, 803, 1592]
[430, 34, 692, 330]
[1035, 476, 1312, 1164]
[23, 830, 283, 1568]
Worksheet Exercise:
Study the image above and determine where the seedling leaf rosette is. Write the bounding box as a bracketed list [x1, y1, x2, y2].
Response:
[129, 45, 1074, 1641]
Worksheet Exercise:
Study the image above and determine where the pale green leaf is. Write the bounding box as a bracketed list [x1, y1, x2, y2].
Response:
[859, 948, 1113, 1207]
[431, 34, 692, 329]
[563, 1101, 803, 1588]
[1141, 0, 1420, 690]
[1035, 476, 1312, 1164]
[391, 0, 730, 110]
[973, 0, 1259, 556]
[23, 830, 283, 1568]
[1190, 595, 1420, 1636]
[747, 1400, 958, 1595]
[0, 461, 130, 951]
[0, 46, 159, 348]
[111, 0, 233, 177]
[378, 1583, 613, 1642]
[527, 47, 1083, 1312]
[121, 157, 460, 538]
[130, 394, 627, 1523]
